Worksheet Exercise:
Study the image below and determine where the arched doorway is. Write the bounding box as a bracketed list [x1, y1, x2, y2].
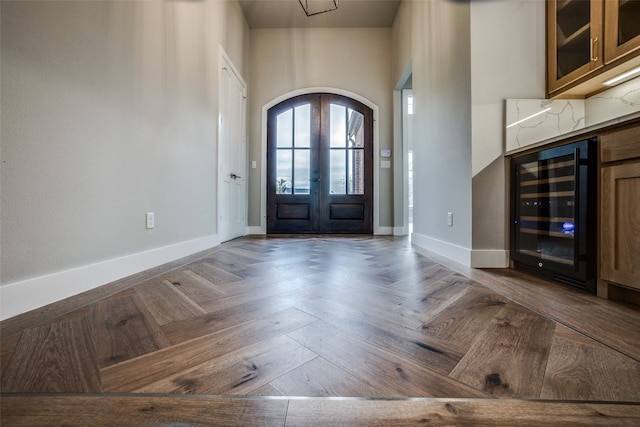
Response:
[267, 93, 374, 234]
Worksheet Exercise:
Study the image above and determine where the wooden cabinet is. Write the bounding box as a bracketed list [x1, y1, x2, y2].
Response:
[599, 124, 640, 301]
[547, 0, 604, 95]
[604, 0, 640, 63]
[547, 0, 640, 98]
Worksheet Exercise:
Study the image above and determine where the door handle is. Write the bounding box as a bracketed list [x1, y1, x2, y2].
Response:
[230, 173, 242, 179]
[310, 178, 320, 182]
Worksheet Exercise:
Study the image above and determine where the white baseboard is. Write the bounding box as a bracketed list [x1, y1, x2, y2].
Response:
[411, 232, 509, 268]
[374, 226, 393, 235]
[0, 234, 220, 321]
[411, 232, 471, 266]
[393, 226, 407, 236]
[246, 226, 265, 235]
[471, 249, 509, 268]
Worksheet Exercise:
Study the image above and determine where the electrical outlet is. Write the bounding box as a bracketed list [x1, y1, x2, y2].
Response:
[146, 212, 155, 229]
[447, 212, 453, 227]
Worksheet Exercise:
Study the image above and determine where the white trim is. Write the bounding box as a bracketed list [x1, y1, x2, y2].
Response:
[375, 226, 393, 236]
[246, 226, 264, 235]
[394, 62, 412, 237]
[218, 45, 248, 243]
[393, 227, 405, 236]
[0, 234, 220, 321]
[470, 250, 510, 268]
[259, 87, 380, 234]
[411, 232, 471, 266]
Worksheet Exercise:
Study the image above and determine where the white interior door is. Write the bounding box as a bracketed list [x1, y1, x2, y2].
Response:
[218, 51, 246, 243]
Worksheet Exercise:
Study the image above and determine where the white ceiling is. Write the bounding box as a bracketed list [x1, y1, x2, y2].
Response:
[238, 0, 402, 28]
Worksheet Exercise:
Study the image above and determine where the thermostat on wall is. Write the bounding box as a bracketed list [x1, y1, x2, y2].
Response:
[380, 149, 391, 158]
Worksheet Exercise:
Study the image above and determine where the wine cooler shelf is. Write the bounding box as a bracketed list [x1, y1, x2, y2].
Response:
[510, 138, 597, 292]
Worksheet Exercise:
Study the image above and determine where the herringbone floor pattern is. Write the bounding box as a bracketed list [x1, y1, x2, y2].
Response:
[2, 236, 640, 424]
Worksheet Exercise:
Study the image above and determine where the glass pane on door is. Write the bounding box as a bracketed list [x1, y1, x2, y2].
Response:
[294, 150, 310, 194]
[330, 104, 346, 148]
[330, 103, 365, 195]
[277, 109, 293, 147]
[347, 109, 364, 147]
[348, 149, 364, 195]
[330, 150, 346, 194]
[618, 0, 640, 45]
[295, 104, 311, 148]
[276, 150, 292, 194]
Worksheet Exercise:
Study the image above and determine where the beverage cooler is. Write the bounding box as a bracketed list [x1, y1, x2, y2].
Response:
[510, 138, 597, 293]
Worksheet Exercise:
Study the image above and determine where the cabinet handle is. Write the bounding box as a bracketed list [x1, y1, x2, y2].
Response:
[590, 37, 598, 62]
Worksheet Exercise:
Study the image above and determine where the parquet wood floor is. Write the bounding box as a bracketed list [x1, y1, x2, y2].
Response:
[2, 235, 640, 425]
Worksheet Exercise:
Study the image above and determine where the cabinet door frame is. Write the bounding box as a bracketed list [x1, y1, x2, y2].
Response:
[601, 162, 640, 288]
[604, 0, 640, 64]
[547, 0, 604, 94]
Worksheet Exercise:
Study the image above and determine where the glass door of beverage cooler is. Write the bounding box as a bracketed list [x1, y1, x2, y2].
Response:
[511, 138, 596, 292]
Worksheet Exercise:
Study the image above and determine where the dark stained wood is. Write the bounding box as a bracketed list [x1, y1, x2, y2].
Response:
[3, 396, 640, 426]
[415, 246, 640, 362]
[197, 275, 313, 314]
[267, 93, 374, 234]
[0, 332, 22, 383]
[2, 315, 100, 392]
[92, 293, 170, 368]
[389, 263, 455, 291]
[285, 399, 640, 427]
[541, 324, 640, 401]
[187, 260, 245, 285]
[270, 357, 387, 397]
[419, 285, 510, 352]
[1, 395, 289, 427]
[250, 383, 284, 396]
[295, 297, 463, 375]
[133, 279, 206, 326]
[396, 272, 481, 322]
[195, 250, 264, 276]
[133, 335, 317, 394]
[161, 268, 228, 307]
[2, 234, 640, 421]
[100, 307, 318, 392]
[160, 292, 308, 344]
[450, 303, 556, 398]
[288, 321, 489, 398]
[0, 245, 224, 338]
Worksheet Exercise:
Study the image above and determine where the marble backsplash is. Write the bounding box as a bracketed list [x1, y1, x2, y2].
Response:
[505, 76, 640, 153]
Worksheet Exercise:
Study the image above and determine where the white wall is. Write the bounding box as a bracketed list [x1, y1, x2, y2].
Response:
[0, 0, 249, 319]
[393, 0, 545, 267]
[409, 0, 473, 263]
[247, 27, 394, 230]
[470, 0, 545, 267]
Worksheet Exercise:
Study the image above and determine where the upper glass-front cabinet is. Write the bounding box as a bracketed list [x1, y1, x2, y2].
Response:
[547, 0, 604, 94]
[604, 0, 640, 63]
[547, 0, 640, 97]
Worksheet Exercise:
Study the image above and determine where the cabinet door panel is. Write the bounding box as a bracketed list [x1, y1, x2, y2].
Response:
[547, 0, 604, 94]
[604, 0, 640, 64]
[601, 162, 640, 289]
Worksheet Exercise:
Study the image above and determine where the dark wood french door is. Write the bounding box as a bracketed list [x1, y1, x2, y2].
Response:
[267, 93, 373, 234]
